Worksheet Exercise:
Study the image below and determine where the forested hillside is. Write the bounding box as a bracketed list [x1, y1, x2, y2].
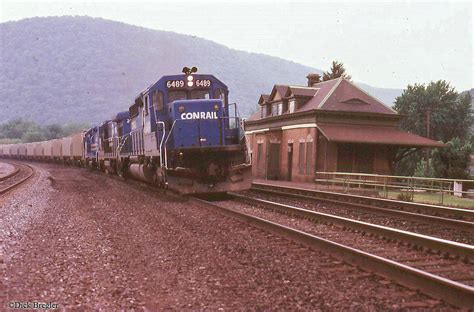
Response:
[0, 16, 401, 124]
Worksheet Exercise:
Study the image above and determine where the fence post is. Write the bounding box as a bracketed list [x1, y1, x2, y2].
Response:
[439, 181, 443, 205]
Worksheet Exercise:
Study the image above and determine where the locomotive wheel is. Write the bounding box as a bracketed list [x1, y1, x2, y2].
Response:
[116, 158, 126, 178]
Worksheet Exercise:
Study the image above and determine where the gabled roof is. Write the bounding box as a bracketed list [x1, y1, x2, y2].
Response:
[258, 94, 270, 105]
[295, 78, 342, 112]
[252, 77, 398, 122]
[269, 85, 290, 101]
[316, 79, 396, 114]
[285, 86, 319, 98]
[247, 110, 261, 121]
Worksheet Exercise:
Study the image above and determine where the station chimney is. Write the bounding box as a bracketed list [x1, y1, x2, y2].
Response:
[306, 73, 321, 87]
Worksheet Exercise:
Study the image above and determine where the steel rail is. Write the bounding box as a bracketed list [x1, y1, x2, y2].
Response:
[189, 196, 474, 309]
[252, 182, 474, 221]
[0, 164, 20, 181]
[231, 193, 474, 260]
[0, 162, 35, 195]
[251, 185, 474, 231]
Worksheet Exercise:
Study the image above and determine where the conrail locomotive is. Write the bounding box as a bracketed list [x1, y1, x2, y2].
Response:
[0, 67, 252, 194]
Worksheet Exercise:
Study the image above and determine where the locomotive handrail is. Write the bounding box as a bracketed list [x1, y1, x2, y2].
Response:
[164, 120, 178, 148]
[157, 121, 167, 169]
[116, 134, 129, 155]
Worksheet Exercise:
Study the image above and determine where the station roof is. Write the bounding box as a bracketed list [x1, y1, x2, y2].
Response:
[317, 124, 445, 147]
[249, 77, 397, 121]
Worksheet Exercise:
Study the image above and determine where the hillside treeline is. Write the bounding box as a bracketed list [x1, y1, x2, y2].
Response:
[0, 119, 88, 144]
[0, 16, 402, 125]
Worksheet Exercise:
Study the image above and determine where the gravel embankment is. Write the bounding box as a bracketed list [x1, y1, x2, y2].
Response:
[1, 163, 453, 310]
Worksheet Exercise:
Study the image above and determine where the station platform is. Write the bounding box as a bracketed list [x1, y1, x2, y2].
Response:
[0, 162, 16, 179]
[251, 178, 373, 195]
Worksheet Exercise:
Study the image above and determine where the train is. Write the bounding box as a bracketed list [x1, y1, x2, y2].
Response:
[0, 67, 252, 194]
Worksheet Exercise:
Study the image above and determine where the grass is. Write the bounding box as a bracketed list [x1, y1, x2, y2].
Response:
[382, 191, 474, 209]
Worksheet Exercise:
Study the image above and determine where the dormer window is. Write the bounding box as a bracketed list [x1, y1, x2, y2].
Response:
[266, 104, 272, 117]
[289, 99, 296, 113]
[272, 102, 282, 116]
[342, 98, 370, 105]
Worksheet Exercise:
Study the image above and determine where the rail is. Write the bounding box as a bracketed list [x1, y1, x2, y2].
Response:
[0, 162, 35, 195]
[190, 196, 474, 309]
[315, 171, 474, 205]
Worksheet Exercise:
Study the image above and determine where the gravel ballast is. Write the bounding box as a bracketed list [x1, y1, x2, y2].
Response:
[0, 163, 454, 310]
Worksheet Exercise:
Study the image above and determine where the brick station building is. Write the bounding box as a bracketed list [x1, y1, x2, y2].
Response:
[244, 75, 444, 182]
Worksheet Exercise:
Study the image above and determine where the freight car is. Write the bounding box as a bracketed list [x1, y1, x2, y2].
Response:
[0, 68, 252, 194]
[27, 143, 35, 159]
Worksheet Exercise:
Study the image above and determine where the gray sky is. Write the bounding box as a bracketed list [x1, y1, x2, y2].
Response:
[1, 0, 472, 90]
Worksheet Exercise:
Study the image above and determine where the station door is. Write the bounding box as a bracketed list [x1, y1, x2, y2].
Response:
[267, 143, 280, 180]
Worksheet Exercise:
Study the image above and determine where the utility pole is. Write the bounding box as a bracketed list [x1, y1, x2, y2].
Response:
[425, 108, 431, 176]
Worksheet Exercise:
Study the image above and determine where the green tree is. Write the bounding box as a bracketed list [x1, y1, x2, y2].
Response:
[44, 124, 64, 140]
[393, 81, 473, 178]
[394, 81, 472, 142]
[0, 138, 22, 144]
[62, 123, 89, 136]
[22, 130, 46, 143]
[0, 118, 38, 140]
[322, 61, 352, 81]
[414, 159, 434, 178]
[432, 138, 472, 179]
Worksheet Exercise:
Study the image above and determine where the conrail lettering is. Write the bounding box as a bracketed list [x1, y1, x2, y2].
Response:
[180, 112, 218, 120]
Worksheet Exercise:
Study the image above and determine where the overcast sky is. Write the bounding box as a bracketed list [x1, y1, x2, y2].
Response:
[1, 0, 472, 90]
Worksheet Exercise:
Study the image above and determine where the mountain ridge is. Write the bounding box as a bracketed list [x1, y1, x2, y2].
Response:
[1, 16, 404, 124]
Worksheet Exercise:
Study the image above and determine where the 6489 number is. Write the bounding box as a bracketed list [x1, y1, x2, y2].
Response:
[166, 80, 185, 88]
[195, 79, 211, 87]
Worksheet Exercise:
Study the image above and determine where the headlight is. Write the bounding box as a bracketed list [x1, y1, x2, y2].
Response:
[187, 75, 194, 81]
[179, 106, 185, 113]
[187, 81, 194, 87]
[213, 104, 219, 111]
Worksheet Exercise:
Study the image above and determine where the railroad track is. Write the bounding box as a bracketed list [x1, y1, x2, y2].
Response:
[0, 161, 35, 195]
[190, 194, 474, 309]
[252, 181, 474, 222]
[246, 187, 474, 246]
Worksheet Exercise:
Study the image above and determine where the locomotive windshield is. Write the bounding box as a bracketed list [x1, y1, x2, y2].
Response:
[190, 90, 210, 99]
[168, 91, 187, 102]
[168, 90, 210, 102]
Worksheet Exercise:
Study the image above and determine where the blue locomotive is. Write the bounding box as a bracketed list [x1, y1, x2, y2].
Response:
[90, 67, 252, 193]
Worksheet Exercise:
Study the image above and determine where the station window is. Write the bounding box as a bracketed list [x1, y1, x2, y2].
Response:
[272, 102, 282, 116]
[306, 142, 313, 175]
[257, 143, 263, 169]
[153, 91, 164, 111]
[298, 142, 305, 174]
[289, 100, 296, 113]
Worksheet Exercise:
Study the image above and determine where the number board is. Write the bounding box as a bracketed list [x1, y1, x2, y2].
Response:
[166, 79, 212, 89]
[166, 80, 185, 89]
[195, 79, 211, 88]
